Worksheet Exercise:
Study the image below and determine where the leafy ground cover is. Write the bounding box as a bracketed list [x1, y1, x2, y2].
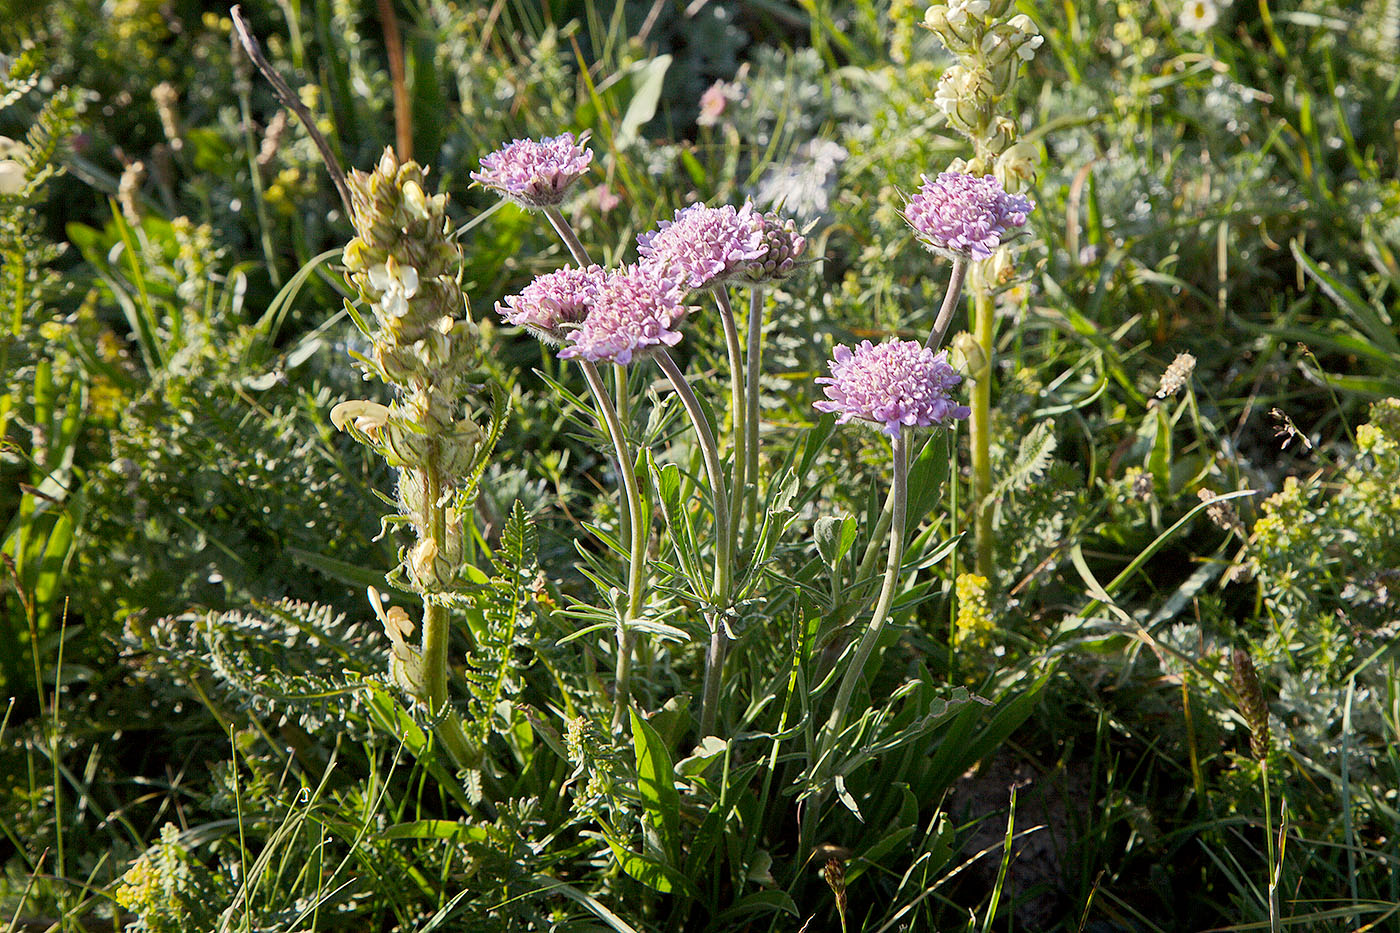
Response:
[2, 0, 1398, 930]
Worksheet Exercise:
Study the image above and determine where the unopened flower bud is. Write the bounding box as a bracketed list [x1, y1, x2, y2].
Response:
[994, 141, 1036, 189]
[985, 115, 1017, 152]
[402, 179, 430, 222]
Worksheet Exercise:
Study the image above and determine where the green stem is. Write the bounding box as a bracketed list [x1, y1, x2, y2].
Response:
[579, 361, 648, 731]
[418, 462, 474, 769]
[655, 349, 732, 737]
[544, 205, 592, 267]
[541, 207, 648, 727]
[970, 272, 995, 578]
[805, 430, 909, 848]
[823, 430, 908, 746]
[851, 256, 969, 588]
[712, 286, 746, 547]
[1262, 760, 1279, 933]
[744, 287, 764, 536]
[925, 256, 968, 352]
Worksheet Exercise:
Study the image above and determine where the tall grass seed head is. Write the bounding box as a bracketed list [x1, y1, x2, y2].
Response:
[1230, 647, 1271, 760]
[558, 264, 691, 365]
[1156, 352, 1197, 398]
[905, 171, 1034, 260]
[637, 202, 767, 289]
[814, 338, 970, 437]
[471, 132, 593, 209]
[497, 264, 605, 345]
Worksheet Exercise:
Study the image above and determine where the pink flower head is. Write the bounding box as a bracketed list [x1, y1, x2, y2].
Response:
[471, 133, 593, 209]
[558, 264, 691, 365]
[697, 81, 731, 126]
[496, 264, 605, 345]
[637, 202, 768, 290]
[814, 338, 970, 437]
[904, 172, 1034, 260]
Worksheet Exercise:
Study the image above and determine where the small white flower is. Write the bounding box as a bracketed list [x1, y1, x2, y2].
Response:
[1179, 0, 1220, 33]
[1016, 33, 1044, 61]
[366, 259, 420, 319]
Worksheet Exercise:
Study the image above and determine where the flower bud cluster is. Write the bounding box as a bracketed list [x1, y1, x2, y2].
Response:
[921, 1, 1043, 177]
[335, 147, 485, 594]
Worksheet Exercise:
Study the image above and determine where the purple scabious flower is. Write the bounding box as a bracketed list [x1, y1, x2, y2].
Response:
[559, 265, 690, 365]
[471, 133, 593, 209]
[814, 339, 970, 437]
[496, 264, 605, 345]
[637, 203, 768, 289]
[904, 172, 1034, 260]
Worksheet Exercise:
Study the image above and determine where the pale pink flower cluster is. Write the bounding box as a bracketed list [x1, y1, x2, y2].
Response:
[904, 171, 1034, 260]
[496, 265, 604, 346]
[544, 265, 690, 365]
[472, 133, 593, 209]
[814, 339, 970, 437]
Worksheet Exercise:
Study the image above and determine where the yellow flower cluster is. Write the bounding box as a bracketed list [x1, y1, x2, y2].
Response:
[954, 572, 996, 649]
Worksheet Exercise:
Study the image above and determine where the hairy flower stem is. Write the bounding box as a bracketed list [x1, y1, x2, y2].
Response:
[419, 463, 475, 769]
[713, 287, 747, 546]
[655, 350, 733, 737]
[804, 430, 908, 847]
[539, 206, 632, 510]
[744, 287, 765, 535]
[969, 276, 995, 577]
[541, 206, 647, 723]
[543, 206, 592, 267]
[1262, 761, 1280, 933]
[926, 257, 969, 351]
[579, 361, 647, 730]
[825, 430, 907, 743]
[851, 259, 969, 588]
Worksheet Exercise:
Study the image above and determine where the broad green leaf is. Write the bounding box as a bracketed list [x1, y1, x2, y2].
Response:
[630, 708, 681, 862]
[616, 55, 671, 148]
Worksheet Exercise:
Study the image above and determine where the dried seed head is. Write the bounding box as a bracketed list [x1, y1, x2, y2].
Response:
[822, 857, 849, 927]
[1198, 488, 1244, 534]
[1230, 648, 1271, 761]
[1156, 352, 1196, 399]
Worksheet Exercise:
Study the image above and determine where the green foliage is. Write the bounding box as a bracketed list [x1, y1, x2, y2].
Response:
[4, 1, 1400, 931]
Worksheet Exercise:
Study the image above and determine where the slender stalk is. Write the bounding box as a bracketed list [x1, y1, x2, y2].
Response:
[579, 361, 648, 730]
[655, 350, 733, 737]
[1262, 761, 1279, 933]
[925, 256, 969, 351]
[969, 274, 995, 577]
[374, 0, 412, 162]
[230, 5, 353, 219]
[712, 286, 747, 546]
[541, 206, 649, 729]
[822, 430, 908, 747]
[804, 430, 909, 848]
[544, 206, 592, 266]
[852, 257, 968, 587]
[744, 287, 764, 535]
[419, 462, 474, 769]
